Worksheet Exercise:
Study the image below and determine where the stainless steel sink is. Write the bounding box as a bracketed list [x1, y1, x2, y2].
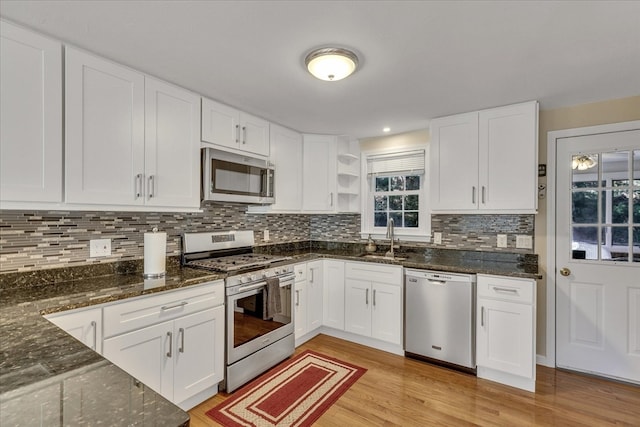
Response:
[359, 254, 406, 261]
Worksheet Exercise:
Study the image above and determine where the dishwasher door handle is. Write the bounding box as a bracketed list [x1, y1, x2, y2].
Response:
[427, 279, 447, 286]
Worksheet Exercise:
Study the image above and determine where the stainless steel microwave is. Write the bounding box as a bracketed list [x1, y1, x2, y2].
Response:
[202, 148, 275, 204]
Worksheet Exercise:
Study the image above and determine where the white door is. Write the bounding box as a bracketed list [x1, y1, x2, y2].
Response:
[556, 129, 640, 383]
[173, 307, 224, 404]
[0, 21, 62, 203]
[65, 47, 145, 205]
[371, 282, 402, 344]
[429, 112, 479, 211]
[145, 77, 200, 208]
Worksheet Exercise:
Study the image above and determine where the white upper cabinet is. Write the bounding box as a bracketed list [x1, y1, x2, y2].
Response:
[65, 47, 145, 206]
[65, 47, 200, 209]
[430, 101, 538, 213]
[0, 21, 62, 203]
[145, 77, 200, 208]
[302, 134, 338, 212]
[201, 97, 269, 157]
[269, 124, 303, 211]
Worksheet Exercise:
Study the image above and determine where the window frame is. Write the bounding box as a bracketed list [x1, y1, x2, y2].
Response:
[360, 147, 430, 242]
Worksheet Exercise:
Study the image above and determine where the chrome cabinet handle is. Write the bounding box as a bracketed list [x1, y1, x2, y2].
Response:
[309, 268, 314, 283]
[166, 331, 173, 358]
[365, 288, 369, 305]
[373, 289, 376, 306]
[329, 192, 334, 207]
[481, 306, 485, 327]
[135, 174, 143, 198]
[472, 186, 476, 204]
[492, 286, 518, 294]
[295, 289, 300, 306]
[235, 124, 240, 143]
[90, 321, 97, 351]
[178, 328, 185, 353]
[161, 301, 188, 310]
[242, 126, 246, 144]
[148, 175, 154, 199]
[481, 186, 486, 204]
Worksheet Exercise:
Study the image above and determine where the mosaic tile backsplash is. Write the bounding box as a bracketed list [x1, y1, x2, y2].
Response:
[0, 203, 534, 273]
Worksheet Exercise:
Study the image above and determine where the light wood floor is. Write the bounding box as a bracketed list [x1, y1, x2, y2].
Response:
[189, 334, 640, 426]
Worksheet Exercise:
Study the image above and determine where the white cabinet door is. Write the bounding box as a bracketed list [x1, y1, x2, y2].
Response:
[302, 134, 337, 211]
[371, 282, 402, 345]
[306, 260, 324, 331]
[429, 112, 479, 211]
[477, 298, 534, 379]
[323, 260, 345, 330]
[294, 280, 307, 339]
[479, 102, 538, 211]
[0, 21, 62, 203]
[65, 47, 145, 205]
[344, 278, 372, 337]
[145, 77, 200, 208]
[0, 382, 61, 427]
[269, 124, 303, 211]
[46, 307, 102, 354]
[201, 97, 240, 150]
[103, 320, 173, 401]
[173, 306, 224, 404]
[240, 113, 269, 157]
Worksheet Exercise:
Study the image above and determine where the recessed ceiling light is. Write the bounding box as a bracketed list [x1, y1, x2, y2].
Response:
[383, 127, 391, 133]
[305, 47, 359, 81]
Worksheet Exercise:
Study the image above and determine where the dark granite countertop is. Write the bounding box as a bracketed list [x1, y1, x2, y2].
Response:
[0, 242, 538, 425]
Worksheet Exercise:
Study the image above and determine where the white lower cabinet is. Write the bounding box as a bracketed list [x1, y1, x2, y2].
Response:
[323, 260, 345, 330]
[306, 260, 324, 331]
[344, 262, 403, 345]
[102, 281, 225, 409]
[45, 307, 102, 354]
[293, 263, 308, 340]
[476, 274, 536, 392]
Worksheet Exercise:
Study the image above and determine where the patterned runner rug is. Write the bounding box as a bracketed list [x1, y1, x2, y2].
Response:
[206, 350, 367, 426]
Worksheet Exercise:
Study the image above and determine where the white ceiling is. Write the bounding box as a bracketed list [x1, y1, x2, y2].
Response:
[1, 1, 639, 139]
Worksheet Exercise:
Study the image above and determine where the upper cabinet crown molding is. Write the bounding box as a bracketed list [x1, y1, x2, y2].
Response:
[201, 97, 270, 158]
[429, 100, 539, 214]
[0, 20, 63, 204]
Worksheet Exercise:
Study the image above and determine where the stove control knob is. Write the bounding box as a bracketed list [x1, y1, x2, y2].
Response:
[251, 274, 259, 281]
[274, 268, 281, 275]
[240, 276, 249, 284]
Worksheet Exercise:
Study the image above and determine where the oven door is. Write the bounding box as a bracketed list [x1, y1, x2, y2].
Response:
[226, 275, 294, 364]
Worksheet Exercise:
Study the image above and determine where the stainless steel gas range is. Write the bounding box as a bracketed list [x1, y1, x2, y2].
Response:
[181, 230, 295, 392]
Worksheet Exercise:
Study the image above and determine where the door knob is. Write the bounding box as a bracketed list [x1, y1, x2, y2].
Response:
[560, 267, 571, 277]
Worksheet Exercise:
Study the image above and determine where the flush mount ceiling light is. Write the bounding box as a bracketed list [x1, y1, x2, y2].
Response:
[305, 47, 359, 81]
[572, 155, 598, 170]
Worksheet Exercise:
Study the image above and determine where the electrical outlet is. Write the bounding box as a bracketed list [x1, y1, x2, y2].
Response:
[263, 229, 270, 242]
[90, 239, 111, 257]
[497, 234, 508, 248]
[433, 232, 442, 244]
[516, 235, 533, 249]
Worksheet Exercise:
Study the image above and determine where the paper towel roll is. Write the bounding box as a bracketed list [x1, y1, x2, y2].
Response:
[144, 230, 166, 278]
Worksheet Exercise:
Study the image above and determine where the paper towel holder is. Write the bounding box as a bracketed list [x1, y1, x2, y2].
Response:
[143, 227, 167, 279]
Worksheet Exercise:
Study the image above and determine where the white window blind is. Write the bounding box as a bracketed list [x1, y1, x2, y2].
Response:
[366, 149, 425, 176]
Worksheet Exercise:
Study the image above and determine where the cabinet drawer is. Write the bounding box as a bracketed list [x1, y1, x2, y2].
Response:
[294, 263, 307, 282]
[345, 262, 402, 285]
[477, 275, 534, 304]
[103, 280, 224, 338]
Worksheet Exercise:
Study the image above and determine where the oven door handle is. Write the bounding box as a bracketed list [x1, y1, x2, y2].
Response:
[237, 282, 267, 293]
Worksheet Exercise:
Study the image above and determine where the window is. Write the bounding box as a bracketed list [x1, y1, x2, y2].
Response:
[361, 149, 429, 240]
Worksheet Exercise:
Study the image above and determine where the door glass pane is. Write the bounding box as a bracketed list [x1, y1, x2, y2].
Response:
[634, 190, 640, 223]
[572, 190, 599, 223]
[572, 226, 598, 260]
[609, 189, 629, 224]
[602, 226, 629, 262]
[602, 151, 628, 177]
[634, 151, 640, 185]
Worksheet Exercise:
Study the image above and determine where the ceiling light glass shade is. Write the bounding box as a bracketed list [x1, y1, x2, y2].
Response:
[572, 155, 598, 170]
[305, 47, 358, 81]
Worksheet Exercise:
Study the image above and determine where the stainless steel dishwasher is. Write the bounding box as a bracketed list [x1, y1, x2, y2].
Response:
[404, 269, 476, 371]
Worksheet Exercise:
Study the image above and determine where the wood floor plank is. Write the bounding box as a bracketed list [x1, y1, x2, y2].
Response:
[189, 334, 640, 426]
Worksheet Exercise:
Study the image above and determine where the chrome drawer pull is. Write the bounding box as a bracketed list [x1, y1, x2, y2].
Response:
[161, 301, 188, 310]
[91, 321, 97, 351]
[178, 328, 185, 353]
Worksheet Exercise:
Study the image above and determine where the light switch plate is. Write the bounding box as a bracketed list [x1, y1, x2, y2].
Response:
[433, 232, 442, 244]
[516, 235, 533, 249]
[497, 234, 508, 248]
[90, 239, 111, 257]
